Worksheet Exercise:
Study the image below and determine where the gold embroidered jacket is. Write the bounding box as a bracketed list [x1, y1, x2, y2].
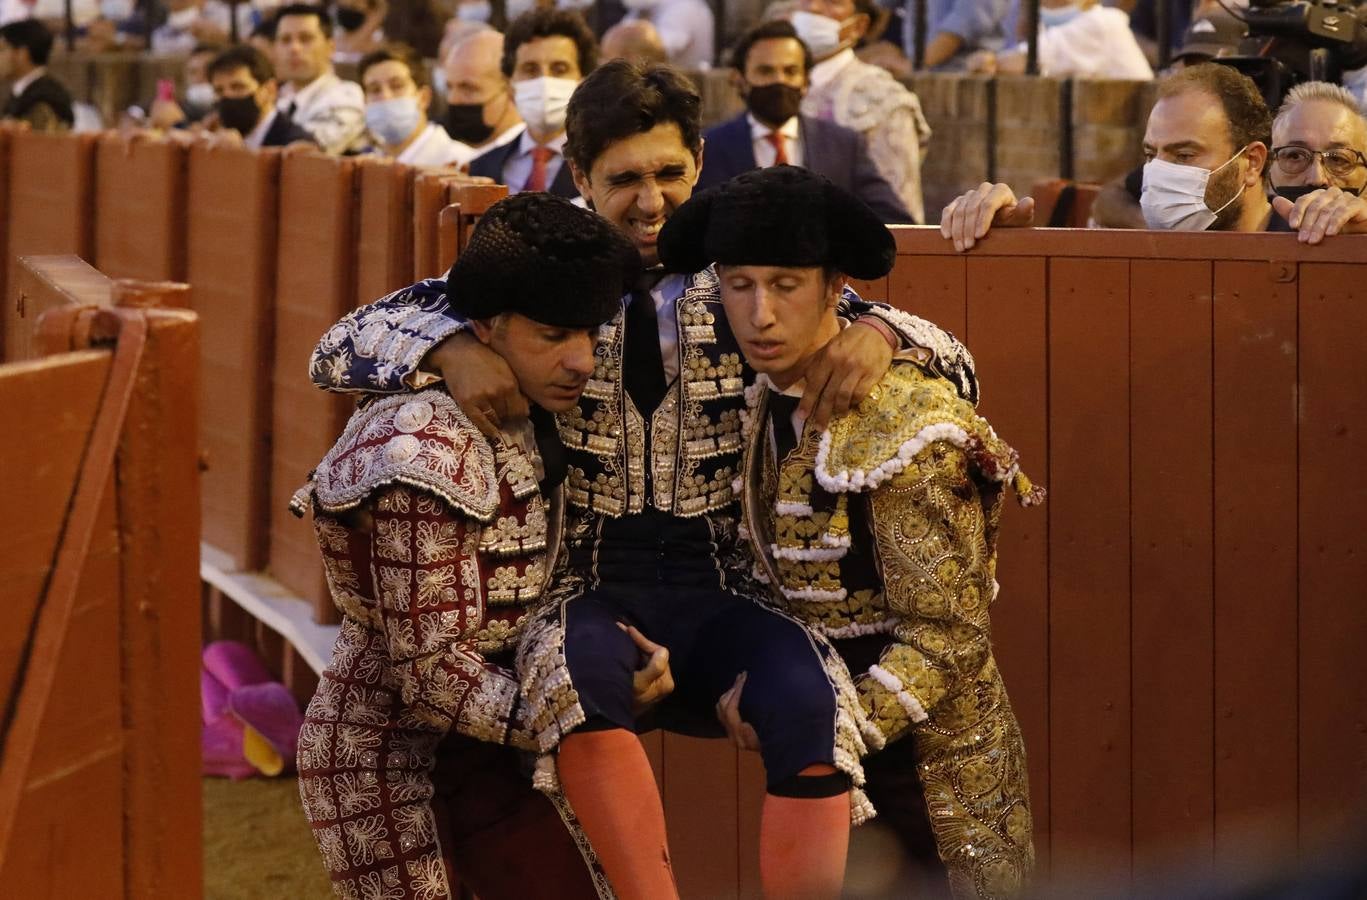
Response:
[739, 361, 1042, 898]
[304, 388, 561, 749]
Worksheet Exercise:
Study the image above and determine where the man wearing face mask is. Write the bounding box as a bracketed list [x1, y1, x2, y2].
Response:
[360, 43, 476, 167]
[208, 45, 317, 148]
[941, 65, 1367, 248]
[1261, 81, 1367, 243]
[697, 20, 911, 223]
[441, 29, 526, 153]
[791, 0, 931, 223]
[148, 43, 222, 130]
[619, 0, 714, 69]
[467, 8, 594, 197]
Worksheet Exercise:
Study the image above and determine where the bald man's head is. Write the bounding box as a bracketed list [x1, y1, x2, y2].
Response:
[601, 19, 667, 67]
[443, 28, 520, 144]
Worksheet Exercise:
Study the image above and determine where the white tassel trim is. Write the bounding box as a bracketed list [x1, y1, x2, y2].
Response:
[817, 422, 977, 493]
[780, 585, 848, 602]
[775, 500, 814, 516]
[822, 619, 898, 639]
[770, 543, 848, 562]
[819, 532, 852, 548]
[868, 665, 928, 723]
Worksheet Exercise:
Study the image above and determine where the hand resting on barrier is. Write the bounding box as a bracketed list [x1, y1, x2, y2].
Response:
[1272, 186, 1367, 244]
[940, 182, 1037, 252]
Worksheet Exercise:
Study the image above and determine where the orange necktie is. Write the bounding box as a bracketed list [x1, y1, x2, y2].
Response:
[525, 145, 554, 192]
[767, 131, 789, 167]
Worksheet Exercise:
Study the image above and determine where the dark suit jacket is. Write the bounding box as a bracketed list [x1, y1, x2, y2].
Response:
[698, 113, 912, 224]
[469, 136, 577, 198]
[2, 73, 74, 129]
[262, 110, 317, 148]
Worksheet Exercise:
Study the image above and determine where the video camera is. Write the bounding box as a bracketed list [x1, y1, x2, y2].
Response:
[1215, 0, 1367, 106]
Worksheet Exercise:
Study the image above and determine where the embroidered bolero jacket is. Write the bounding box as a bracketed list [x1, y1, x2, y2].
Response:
[739, 361, 1043, 745]
[302, 388, 561, 750]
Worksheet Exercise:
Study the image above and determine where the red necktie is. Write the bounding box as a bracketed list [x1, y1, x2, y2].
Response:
[525, 146, 554, 192]
[767, 131, 789, 167]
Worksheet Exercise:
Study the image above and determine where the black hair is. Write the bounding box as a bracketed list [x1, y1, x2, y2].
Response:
[501, 7, 599, 79]
[273, 3, 333, 39]
[730, 20, 813, 76]
[208, 44, 276, 86]
[565, 60, 701, 174]
[0, 19, 54, 66]
[359, 42, 428, 89]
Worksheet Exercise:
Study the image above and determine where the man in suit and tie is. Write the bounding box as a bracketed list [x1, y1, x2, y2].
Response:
[468, 8, 596, 198]
[697, 20, 912, 224]
[208, 45, 318, 148]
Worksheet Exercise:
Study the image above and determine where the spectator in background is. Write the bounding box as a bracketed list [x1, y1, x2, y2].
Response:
[454, 0, 494, 25]
[441, 28, 523, 151]
[273, 3, 366, 153]
[698, 20, 912, 223]
[248, 15, 275, 56]
[900, 0, 1011, 69]
[151, 0, 255, 54]
[966, 0, 1152, 80]
[1266, 81, 1367, 241]
[0, 19, 73, 132]
[208, 43, 316, 147]
[791, 0, 931, 222]
[468, 7, 594, 197]
[380, 0, 443, 58]
[601, 18, 668, 66]
[942, 66, 1367, 246]
[619, 0, 714, 69]
[360, 43, 476, 167]
[1167, 5, 1246, 67]
[148, 42, 222, 130]
[331, 0, 385, 64]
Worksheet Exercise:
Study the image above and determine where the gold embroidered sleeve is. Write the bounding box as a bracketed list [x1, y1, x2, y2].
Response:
[860, 447, 995, 744]
[370, 486, 529, 749]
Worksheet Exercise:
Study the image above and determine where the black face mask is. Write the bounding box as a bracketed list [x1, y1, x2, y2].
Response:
[334, 6, 367, 32]
[444, 103, 494, 145]
[745, 82, 803, 129]
[217, 94, 261, 135]
[1274, 183, 1364, 201]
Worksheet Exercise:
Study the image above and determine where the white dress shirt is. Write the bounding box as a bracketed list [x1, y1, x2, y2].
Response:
[502, 129, 569, 193]
[397, 122, 477, 168]
[747, 113, 804, 168]
[1032, 7, 1153, 80]
[9, 66, 42, 98]
[277, 70, 366, 155]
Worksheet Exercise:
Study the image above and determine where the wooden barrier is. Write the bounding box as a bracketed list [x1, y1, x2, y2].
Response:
[0, 256, 201, 898]
[95, 133, 189, 282]
[187, 143, 282, 570]
[269, 150, 358, 623]
[356, 157, 416, 306]
[4, 130, 97, 361]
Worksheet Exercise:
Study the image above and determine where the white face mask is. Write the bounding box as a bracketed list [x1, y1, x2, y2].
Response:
[790, 10, 847, 59]
[167, 6, 200, 30]
[514, 76, 577, 136]
[456, 1, 491, 22]
[1140, 146, 1248, 231]
[366, 95, 424, 147]
[101, 0, 134, 21]
[184, 81, 216, 111]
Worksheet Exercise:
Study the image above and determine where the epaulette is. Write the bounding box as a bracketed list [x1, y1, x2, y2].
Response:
[814, 362, 1043, 505]
[309, 388, 500, 521]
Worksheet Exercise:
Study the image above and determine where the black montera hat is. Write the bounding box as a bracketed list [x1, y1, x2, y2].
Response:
[448, 193, 641, 328]
[658, 166, 896, 280]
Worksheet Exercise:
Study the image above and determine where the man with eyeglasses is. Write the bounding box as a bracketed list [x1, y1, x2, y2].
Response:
[1265, 81, 1367, 244]
[940, 69, 1367, 247]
